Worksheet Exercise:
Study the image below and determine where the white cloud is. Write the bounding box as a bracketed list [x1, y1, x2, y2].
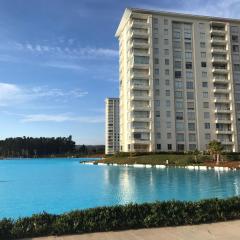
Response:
[43, 61, 85, 71]
[0, 82, 88, 107]
[21, 113, 104, 123]
[0, 83, 26, 106]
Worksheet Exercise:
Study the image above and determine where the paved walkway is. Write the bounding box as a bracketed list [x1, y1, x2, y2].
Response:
[25, 220, 240, 240]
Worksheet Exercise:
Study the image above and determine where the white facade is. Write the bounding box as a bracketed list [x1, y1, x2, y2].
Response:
[105, 98, 120, 154]
[116, 8, 240, 152]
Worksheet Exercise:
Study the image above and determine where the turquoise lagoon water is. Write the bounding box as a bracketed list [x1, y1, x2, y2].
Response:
[0, 158, 240, 219]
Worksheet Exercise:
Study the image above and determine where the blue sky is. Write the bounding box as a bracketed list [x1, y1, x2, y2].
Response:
[0, 0, 239, 144]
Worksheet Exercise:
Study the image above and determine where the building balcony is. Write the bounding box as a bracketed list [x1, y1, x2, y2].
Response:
[212, 67, 229, 74]
[131, 105, 150, 111]
[130, 63, 149, 70]
[215, 118, 232, 124]
[131, 117, 151, 122]
[130, 41, 149, 49]
[131, 95, 151, 101]
[214, 97, 230, 103]
[210, 38, 227, 44]
[130, 20, 149, 29]
[131, 30, 149, 39]
[130, 72, 150, 79]
[214, 108, 231, 113]
[213, 77, 229, 83]
[210, 28, 226, 36]
[132, 139, 151, 144]
[216, 129, 233, 134]
[212, 57, 228, 63]
[131, 128, 150, 133]
[131, 84, 150, 90]
[213, 88, 230, 93]
[211, 47, 227, 53]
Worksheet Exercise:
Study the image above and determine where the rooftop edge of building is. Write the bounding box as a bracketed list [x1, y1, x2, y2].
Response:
[115, 7, 240, 37]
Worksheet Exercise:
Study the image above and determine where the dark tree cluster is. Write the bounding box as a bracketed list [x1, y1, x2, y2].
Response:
[0, 136, 75, 157]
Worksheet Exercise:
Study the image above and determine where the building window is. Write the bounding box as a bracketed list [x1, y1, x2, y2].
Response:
[173, 41, 181, 49]
[166, 121, 171, 128]
[177, 133, 184, 141]
[166, 100, 171, 107]
[176, 112, 184, 120]
[201, 62, 207, 67]
[205, 123, 210, 129]
[233, 45, 239, 52]
[201, 52, 206, 58]
[205, 133, 211, 140]
[173, 51, 182, 58]
[185, 52, 192, 59]
[203, 102, 209, 108]
[154, 48, 159, 54]
[184, 32, 191, 40]
[157, 144, 161, 150]
[185, 42, 192, 50]
[187, 92, 194, 99]
[164, 29, 168, 35]
[165, 79, 170, 85]
[173, 31, 181, 39]
[164, 19, 168, 25]
[175, 91, 183, 98]
[166, 111, 171, 117]
[165, 69, 169, 75]
[174, 60, 182, 68]
[165, 59, 169, 65]
[186, 71, 193, 79]
[168, 144, 172, 150]
[154, 38, 158, 44]
[200, 42, 206, 48]
[155, 79, 159, 85]
[189, 144, 197, 150]
[202, 71, 207, 77]
[232, 35, 238, 42]
[188, 123, 195, 131]
[155, 100, 160, 106]
[200, 32, 205, 39]
[167, 133, 172, 139]
[156, 111, 160, 117]
[203, 92, 208, 98]
[186, 62, 192, 69]
[176, 101, 183, 109]
[189, 133, 196, 141]
[202, 82, 208, 87]
[187, 102, 194, 110]
[164, 39, 169, 45]
[166, 90, 170, 96]
[175, 81, 183, 89]
[164, 49, 169, 55]
[204, 112, 210, 119]
[155, 69, 159, 75]
[153, 18, 158, 24]
[186, 81, 194, 89]
[234, 64, 240, 71]
[175, 71, 182, 78]
[154, 58, 159, 64]
[176, 122, 184, 130]
[155, 89, 160, 96]
[188, 111, 195, 120]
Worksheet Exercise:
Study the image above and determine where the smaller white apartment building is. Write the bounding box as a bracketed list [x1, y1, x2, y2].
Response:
[105, 98, 120, 154]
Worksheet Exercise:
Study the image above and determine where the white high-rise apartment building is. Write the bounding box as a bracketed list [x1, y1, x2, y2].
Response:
[116, 8, 240, 152]
[105, 98, 120, 154]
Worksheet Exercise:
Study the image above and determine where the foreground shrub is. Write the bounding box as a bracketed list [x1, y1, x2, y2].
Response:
[0, 197, 240, 239]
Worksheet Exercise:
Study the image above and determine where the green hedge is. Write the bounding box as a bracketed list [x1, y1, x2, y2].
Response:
[1, 197, 240, 239]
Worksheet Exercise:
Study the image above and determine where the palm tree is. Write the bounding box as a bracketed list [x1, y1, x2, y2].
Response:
[207, 140, 223, 165]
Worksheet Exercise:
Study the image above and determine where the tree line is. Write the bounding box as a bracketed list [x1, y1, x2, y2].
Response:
[0, 136, 75, 157]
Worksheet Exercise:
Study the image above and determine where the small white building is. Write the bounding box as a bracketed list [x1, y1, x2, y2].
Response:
[105, 98, 120, 154]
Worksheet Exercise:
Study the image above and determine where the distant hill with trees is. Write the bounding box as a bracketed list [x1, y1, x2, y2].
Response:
[0, 136, 105, 158]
